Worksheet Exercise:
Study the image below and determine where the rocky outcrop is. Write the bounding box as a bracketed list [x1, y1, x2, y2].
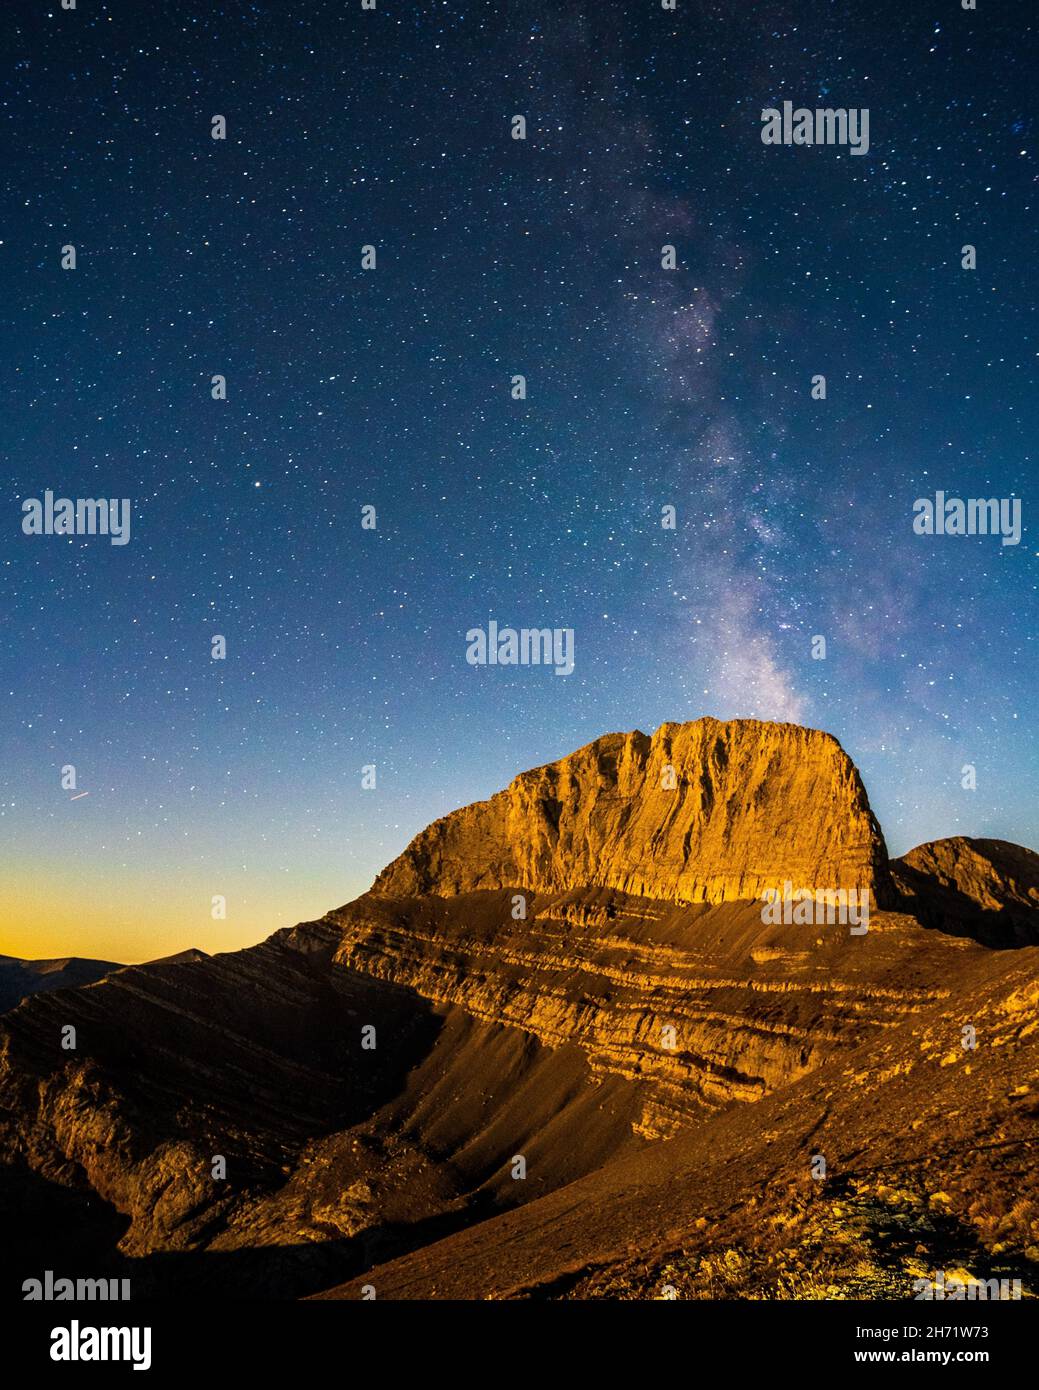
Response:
[330, 888, 955, 1141]
[373, 719, 894, 907]
[891, 838, 1039, 946]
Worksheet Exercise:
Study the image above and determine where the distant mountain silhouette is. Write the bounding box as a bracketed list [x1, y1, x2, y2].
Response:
[0, 954, 120, 1015]
[0, 948, 209, 1016]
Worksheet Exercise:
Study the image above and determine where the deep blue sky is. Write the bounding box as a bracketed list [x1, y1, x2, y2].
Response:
[1, 0, 1035, 959]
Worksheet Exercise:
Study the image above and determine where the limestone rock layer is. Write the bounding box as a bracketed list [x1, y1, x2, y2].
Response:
[374, 718, 893, 906]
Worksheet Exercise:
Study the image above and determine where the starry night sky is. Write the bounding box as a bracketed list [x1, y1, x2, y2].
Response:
[1, 0, 1035, 961]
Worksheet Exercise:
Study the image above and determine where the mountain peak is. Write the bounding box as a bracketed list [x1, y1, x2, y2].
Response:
[891, 836, 1039, 946]
[373, 717, 892, 906]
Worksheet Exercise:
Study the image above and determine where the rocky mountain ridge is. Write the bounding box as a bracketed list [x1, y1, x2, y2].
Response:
[0, 718, 1035, 1300]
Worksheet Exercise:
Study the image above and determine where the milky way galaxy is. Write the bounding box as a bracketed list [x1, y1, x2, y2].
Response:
[1, 0, 1035, 960]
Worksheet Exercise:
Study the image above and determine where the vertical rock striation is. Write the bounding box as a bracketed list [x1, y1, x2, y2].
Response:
[373, 718, 893, 906]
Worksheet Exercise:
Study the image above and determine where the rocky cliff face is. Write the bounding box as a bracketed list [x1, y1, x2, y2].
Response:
[330, 888, 956, 1143]
[374, 719, 894, 907]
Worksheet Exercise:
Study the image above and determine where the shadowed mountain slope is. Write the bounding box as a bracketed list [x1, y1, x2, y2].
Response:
[313, 942, 1039, 1300]
[0, 955, 120, 1015]
[891, 837, 1039, 947]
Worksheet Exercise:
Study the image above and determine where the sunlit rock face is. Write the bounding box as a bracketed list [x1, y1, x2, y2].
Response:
[373, 718, 894, 907]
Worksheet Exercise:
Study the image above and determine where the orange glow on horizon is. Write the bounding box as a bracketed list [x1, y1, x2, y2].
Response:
[0, 865, 367, 964]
